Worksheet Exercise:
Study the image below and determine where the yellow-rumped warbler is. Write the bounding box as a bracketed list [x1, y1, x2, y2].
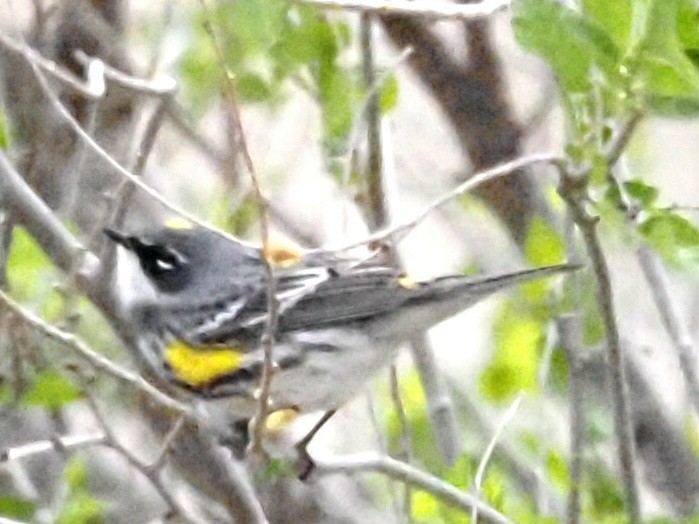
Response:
[105, 219, 575, 418]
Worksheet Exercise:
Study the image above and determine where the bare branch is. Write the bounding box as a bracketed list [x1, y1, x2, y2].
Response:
[1, 433, 105, 463]
[308, 153, 564, 255]
[558, 186, 640, 522]
[0, 30, 103, 98]
[556, 313, 585, 524]
[0, 288, 198, 422]
[559, 126, 642, 522]
[195, 0, 279, 458]
[0, 29, 258, 250]
[637, 246, 699, 415]
[74, 50, 178, 97]
[293, 0, 510, 21]
[471, 393, 523, 523]
[0, 151, 99, 285]
[81, 386, 186, 519]
[313, 452, 514, 524]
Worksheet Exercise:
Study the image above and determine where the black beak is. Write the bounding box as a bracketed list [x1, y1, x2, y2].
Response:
[103, 228, 132, 249]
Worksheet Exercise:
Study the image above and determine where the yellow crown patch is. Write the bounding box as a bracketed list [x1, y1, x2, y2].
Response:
[163, 217, 195, 231]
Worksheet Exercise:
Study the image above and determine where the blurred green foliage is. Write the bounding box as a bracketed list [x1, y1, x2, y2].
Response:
[7, 227, 62, 316]
[0, 108, 12, 149]
[56, 458, 106, 524]
[20, 369, 82, 411]
[514, 0, 699, 116]
[0, 496, 35, 521]
[180, 0, 398, 172]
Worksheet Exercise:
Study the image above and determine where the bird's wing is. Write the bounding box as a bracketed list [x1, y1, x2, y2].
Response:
[173, 263, 411, 346]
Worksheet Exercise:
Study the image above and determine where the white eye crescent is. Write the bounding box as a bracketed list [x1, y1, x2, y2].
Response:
[155, 258, 176, 272]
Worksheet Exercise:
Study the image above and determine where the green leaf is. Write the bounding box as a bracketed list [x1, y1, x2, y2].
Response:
[0, 109, 12, 149]
[623, 179, 659, 207]
[584, 465, 625, 520]
[223, 0, 288, 62]
[678, 0, 699, 63]
[636, 0, 699, 116]
[56, 491, 105, 524]
[524, 217, 564, 267]
[639, 210, 699, 266]
[180, 0, 288, 110]
[513, 0, 622, 93]
[411, 490, 441, 522]
[7, 227, 59, 304]
[379, 74, 399, 114]
[319, 66, 355, 142]
[522, 216, 565, 302]
[264, 458, 294, 478]
[480, 302, 544, 401]
[384, 371, 443, 469]
[588, 152, 609, 186]
[0, 497, 35, 520]
[236, 72, 273, 101]
[58, 458, 106, 524]
[684, 415, 699, 460]
[545, 449, 570, 489]
[583, 0, 633, 51]
[442, 453, 475, 490]
[65, 458, 89, 490]
[272, 12, 338, 68]
[22, 370, 81, 410]
[548, 346, 569, 393]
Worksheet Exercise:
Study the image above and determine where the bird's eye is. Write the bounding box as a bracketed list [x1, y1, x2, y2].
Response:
[138, 246, 189, 292]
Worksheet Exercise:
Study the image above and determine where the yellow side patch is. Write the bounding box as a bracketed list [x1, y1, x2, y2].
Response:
[398, 274, 418, 290]
[164, 340, 242, 387]
[164, 217, 195, 231]
[262, 238, 303, 268]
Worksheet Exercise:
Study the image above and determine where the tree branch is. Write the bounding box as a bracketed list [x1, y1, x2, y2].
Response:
[295, 0, 510, 20]
[313, 452, 513, 524]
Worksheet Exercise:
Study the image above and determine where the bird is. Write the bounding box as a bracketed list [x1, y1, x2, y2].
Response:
[104, 218, 576, 421]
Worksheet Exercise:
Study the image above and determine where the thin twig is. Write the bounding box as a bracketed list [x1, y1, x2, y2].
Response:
[308, 153, 565, 255]
[293, 0, 510, 21]
[313, 452, 514, 524]
[612, 156, 699, 418]
[558, 189, 640, 522]
[148, 414, 186, 473]
[0, 288, 198, 422]
[605, 112, 643, 169]
[471, 393, 524, 524]
[0, 433, 105, 462]
[389, 365, 413, 519]
[0, 152, 97, 283]
[341, 46, 413, 187]
[99, 79, 176, 277]
[556, 314, 585, 524]
[166, 102, 229, 165]
[360, 13, 387, 230]
[409, 333, 461, 465]
[195, 0, 278, 457]
[557, 113, 643, 521]
[0, 30, 103, 98]
[58, 58, 103, 331]
[637, 247, 699, 415]
[74, 50, 178, 96]
[81, 386, 186, 519]
[1, 30, 257, 250]
[447, 384, 562, 515]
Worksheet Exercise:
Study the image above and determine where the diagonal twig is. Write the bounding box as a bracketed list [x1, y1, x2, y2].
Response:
[293, 0, 510, 21]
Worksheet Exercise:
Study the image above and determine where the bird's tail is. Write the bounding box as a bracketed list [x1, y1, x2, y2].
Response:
[379, 263, 579, 340]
